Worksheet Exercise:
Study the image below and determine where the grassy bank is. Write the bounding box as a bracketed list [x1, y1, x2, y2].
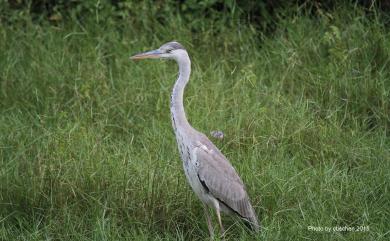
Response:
[0, 5, 389, 241]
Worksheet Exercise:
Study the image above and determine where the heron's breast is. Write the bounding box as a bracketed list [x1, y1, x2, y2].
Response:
[179, 146, 215, 206]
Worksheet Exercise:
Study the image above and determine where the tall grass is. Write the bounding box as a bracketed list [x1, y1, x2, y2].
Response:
[0, 4, 389, 241]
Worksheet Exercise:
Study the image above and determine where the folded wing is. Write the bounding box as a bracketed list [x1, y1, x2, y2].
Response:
[195, 136, 259, 231]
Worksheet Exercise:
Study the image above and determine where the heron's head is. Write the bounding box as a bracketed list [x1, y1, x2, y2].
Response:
[130, 41, 187, 61]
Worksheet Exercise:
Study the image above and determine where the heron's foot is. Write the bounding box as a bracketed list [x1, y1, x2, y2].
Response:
[219, 227, 226, 241]
[207, 224, 214, 240]
[209, 228, 215, 239]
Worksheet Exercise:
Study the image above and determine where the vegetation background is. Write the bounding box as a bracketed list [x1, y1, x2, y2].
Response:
[0, 0, 389, 240]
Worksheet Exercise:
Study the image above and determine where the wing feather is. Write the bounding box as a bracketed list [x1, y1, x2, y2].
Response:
[194, 135, 259, 230]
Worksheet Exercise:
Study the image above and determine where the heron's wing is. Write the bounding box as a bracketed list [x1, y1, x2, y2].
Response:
[195, 135, 257, 222]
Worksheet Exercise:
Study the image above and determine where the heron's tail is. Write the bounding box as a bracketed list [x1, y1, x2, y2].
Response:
[249, 215, 260, 232]
[245, 204, 260, 232]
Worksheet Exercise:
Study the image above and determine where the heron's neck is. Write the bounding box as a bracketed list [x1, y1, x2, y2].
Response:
[171, 54, 191, 132]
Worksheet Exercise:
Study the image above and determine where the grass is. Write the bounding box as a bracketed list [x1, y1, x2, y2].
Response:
[0, 4, 389, 241]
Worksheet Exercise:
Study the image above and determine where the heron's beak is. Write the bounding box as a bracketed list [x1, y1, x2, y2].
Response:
[130, 49, 162, 60]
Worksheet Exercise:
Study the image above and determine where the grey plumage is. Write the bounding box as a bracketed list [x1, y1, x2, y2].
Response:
[195, 134, 259, 228]
[130, 41, 260, 237]
[164, 41, 185, 50]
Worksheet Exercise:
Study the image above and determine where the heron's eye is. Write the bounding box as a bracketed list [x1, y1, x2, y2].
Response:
[166, 49, 173, 53]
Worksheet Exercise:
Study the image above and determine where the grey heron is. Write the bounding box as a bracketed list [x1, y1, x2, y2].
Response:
[131, 41, 260, 237]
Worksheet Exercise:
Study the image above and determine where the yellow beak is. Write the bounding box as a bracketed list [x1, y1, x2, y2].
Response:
[130, 49, 162, 60]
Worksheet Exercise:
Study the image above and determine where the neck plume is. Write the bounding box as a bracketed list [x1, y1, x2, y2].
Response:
[170, 52, 191, 131]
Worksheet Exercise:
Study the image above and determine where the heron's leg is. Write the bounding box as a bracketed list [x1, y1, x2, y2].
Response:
[215, 208, 225, 238]
[203, 204, 214, 238]
[211, 200, 225, 239]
